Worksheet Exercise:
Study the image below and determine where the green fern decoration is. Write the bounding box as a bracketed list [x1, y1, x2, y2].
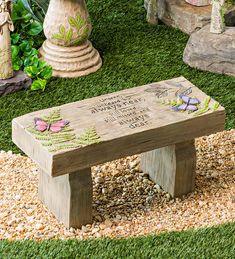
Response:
[212, 101, 220, 111]
[0, 48, 4, 58]
[41, 109, 62, 123]
[76, 127, 101, 146]
[160, 98, 183, 107]
[27, 110, 78, 152]
[52, 12, 91, 46]
[52, 25, 73, 46]
[193, 97, 211, 116]
[27, 110, 102, 153]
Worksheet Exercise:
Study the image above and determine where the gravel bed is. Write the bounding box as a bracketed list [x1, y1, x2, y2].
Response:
[0, 130, 234, 240]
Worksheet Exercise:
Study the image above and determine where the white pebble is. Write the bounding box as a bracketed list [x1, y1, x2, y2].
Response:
[15, 195, 21, 201]
[166, 193, 171, 201]
[35, 223, 43, 230]
[94, 177, 105, 184]
[116, 214, 122, 220]
[102, 188, 108, 194]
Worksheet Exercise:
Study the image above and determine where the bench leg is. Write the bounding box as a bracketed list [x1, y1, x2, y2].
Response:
[38, 168, 93, 228]
[140, 140, 196, 197]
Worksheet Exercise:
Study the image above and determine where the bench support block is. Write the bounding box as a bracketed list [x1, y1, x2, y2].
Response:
[140, 140, 196, 197]
[38, 168, 92, 228]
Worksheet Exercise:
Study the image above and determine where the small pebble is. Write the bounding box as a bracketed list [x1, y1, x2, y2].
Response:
[94, 177, 105, 184]
[0, 130, 234, 240]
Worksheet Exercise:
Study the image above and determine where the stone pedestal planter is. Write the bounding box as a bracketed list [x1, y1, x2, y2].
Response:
[39, 0, 102, 78]
[183, 25, 235, 77]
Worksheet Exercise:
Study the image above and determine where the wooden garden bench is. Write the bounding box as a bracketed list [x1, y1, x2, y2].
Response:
[12, 77, 225, 228]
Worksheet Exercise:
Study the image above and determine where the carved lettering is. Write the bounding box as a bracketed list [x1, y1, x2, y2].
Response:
[89, 95, 152, 129]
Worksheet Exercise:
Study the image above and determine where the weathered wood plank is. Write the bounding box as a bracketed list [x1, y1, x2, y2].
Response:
[140, 140, 196, 197]
[38, 167, 92, 228]
[12, 76, 225, 177]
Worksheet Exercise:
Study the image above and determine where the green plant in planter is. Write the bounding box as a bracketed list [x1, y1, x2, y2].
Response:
[13, 0, 49, 23]
[225, 0, 235, 4]
[11, 0, 52, 91]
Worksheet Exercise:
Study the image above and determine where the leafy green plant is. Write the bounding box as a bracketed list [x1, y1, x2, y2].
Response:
[11, 0, 52, 91]
[13, 0, 49, 23]
[12, 0, 43, 45]
[225, 0, 235, 4]
[24, 61, 52, 91]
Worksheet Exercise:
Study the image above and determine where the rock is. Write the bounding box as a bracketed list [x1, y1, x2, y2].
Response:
[69, 227, 75, 233]
[160, 0, 211, 35]
[91, 227, 100, 234]
[166, 193, 171, 201]
[95, 215, 102, 222]
[143, 178, 151, 184]
[102, 188, 108, 194]
[225, 7, 235, 26]
[183, 25, 235, 77]
[231, 196, 235, 204]
[211, 172, 218, 178]
[81, 226, 89, 233]
[154, 184, 161, 193]
[104, 219, 113, 228]
[15, 194, 21, 201]
[35, 223, 44, 230]
[0, 71, 32, 96]
[116, 214, 122, 220]
[146, 196, 153, 204]
[129, 160, 138, 169]
[94, 176, 104, 184]
[16, 224, 25, 232]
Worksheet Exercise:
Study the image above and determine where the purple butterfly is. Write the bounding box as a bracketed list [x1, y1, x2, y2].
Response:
[34, 118, 69, 133]
[174, 95, 200, 112]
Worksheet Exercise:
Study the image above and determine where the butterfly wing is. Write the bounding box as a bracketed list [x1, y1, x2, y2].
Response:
[186, 105, 198, 111]
[174, 104, 198, 112]
[180, 95, 190, 104]
[188, 98, 200, 105]
[50, 120, 69, 133]
[34, 118, 48, 132]
[180, 95, 200, 105]
[174, 104, 188, 111]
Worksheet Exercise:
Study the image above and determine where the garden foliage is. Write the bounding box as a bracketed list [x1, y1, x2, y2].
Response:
[11, 0, 52, 91]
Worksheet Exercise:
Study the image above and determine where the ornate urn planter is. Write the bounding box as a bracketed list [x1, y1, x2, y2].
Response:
[40, 0, 102, 78]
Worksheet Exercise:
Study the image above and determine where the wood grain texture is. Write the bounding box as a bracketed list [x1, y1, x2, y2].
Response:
[38, 167, 92, 228]
[140, 140, 196, 197]
[12, 77, 225, 177]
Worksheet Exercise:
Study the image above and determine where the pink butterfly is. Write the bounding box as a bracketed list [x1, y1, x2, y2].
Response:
[34, 118, 69, 133]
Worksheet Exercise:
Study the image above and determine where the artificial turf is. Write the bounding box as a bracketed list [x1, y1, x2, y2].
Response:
[0, 0, 234, 153]
[0, 222, 235, 258]
[0, 0, 234, 257]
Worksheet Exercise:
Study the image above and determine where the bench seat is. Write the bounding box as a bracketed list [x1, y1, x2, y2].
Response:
[12, 76, 225, 228]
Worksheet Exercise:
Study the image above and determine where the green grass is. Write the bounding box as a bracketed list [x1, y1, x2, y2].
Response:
[0, 223, 235, 258]
[0, 0, 234, 153]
